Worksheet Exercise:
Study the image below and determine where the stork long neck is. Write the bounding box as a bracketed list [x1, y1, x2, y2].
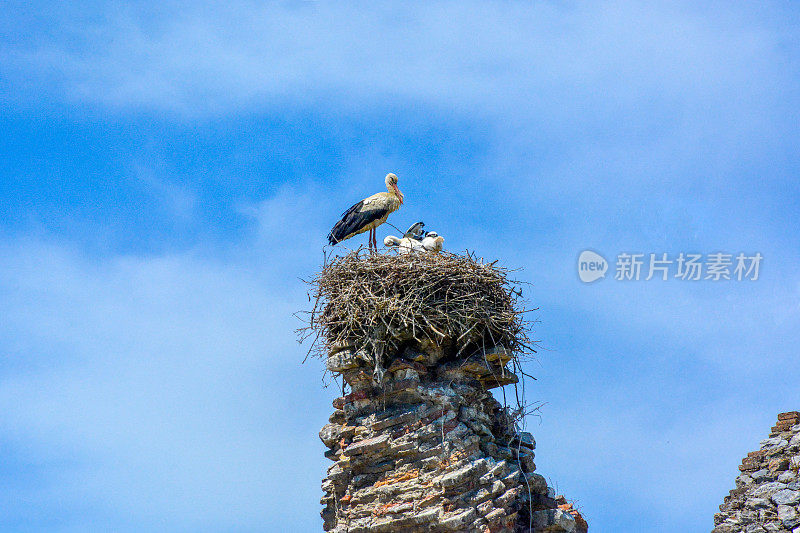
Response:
[386, 182, 403, 204]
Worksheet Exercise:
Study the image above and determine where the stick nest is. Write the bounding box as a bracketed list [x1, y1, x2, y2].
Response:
[299, 250, 536, 365]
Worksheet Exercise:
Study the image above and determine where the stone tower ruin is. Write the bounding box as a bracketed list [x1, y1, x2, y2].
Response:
[713, 411, 800, 532]
[305, 252, 586, 533]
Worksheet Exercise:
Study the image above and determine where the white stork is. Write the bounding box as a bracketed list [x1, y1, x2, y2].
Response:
[328, 173, 404, 251]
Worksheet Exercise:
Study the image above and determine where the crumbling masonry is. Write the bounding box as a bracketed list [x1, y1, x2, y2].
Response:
[318, 345, 586, 532]
[714, 411, 800, 533]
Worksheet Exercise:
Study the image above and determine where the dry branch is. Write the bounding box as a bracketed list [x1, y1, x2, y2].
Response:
[298, 250, 537, 368]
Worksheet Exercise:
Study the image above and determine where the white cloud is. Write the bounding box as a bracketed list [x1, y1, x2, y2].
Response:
[0, 238, 331, 530]
[3, 2, 795, 122]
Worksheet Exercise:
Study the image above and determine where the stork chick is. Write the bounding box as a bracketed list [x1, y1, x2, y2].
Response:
[420, 231, 444, 253]
[383, 235, 423, 254]
[328, 173, 404, 251]
[384, 230, 445, 254]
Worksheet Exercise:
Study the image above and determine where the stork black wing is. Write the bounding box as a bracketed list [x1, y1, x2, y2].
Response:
[403, 221, 425, 239]
[328, 201, 389, 245]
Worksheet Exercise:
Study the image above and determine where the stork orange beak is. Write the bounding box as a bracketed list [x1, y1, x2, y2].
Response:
[394, 184, 404, 204]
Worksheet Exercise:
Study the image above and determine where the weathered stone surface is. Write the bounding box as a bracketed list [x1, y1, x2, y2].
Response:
[525, 472, 549, 494]
[319, 423, 342, 448]
[554, 496, 588, 533]
[343, 433, 390, 456]
[773, 490, 800, 506]
[439, 508, 477, 530]
[754, 483, 789, 498]
[748, 498, 772, 509]
[532, 508, 577, 532]
[779, 504, 800, 529]
[320, 341, 584, 532]
[438, 458, 489, 488]
[514, 432, 536, 450]
[771, 458, 791, 472]
[780, 472, 797, 484]
[715, 412, 800, 533]
[327, 349, 363, 372]
[484, 345, 513, 364]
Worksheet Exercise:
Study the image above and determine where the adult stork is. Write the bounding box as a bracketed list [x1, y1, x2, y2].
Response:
[328, 173, 404, 251]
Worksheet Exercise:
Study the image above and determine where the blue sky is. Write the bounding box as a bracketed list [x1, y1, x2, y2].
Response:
[1, 2, 799, 532]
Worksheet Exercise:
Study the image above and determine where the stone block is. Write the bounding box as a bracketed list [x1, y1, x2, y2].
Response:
[532, 508, 577, 532]
[482, 344, 512, 363]
[439, 459, 489, 488]
[772, 489, 800, 506]
[326, 349, 363, 372]
[779, 504, 800, 529]
[439, 507, 477, 530]
[343, 433, 390, 456]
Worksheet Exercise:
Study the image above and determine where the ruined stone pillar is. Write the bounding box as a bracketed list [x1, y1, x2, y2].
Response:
[713, 411, 800, 533]
[319, 345, 583, 532]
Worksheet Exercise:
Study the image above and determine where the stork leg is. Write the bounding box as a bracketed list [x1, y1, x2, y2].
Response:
[369, 228, 376, 253]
